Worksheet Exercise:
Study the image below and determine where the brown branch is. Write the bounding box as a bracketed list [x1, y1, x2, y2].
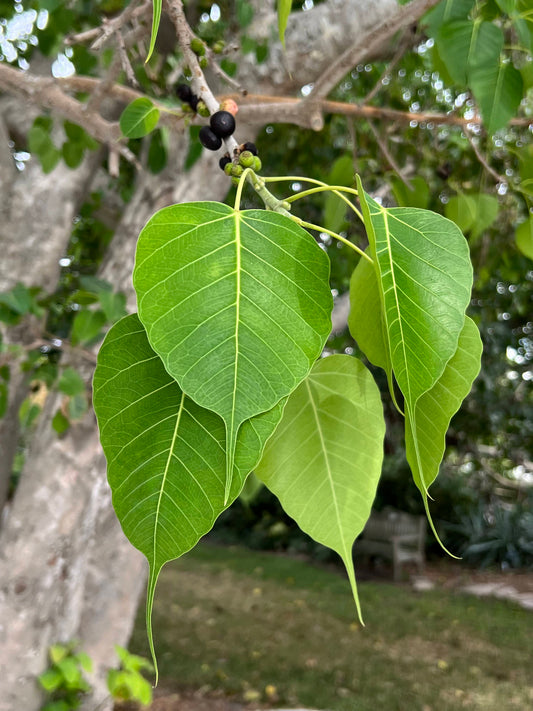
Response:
[362, 28, 411, 106]
[309, 0, 442, 100]
[91, 0, 147, 51]
[64, 2, 150, 47]
[0, 63, 140, 168]
[465, 131, 507, 184]
[164, 0, 240, 154]
[367, 119, 413, 190]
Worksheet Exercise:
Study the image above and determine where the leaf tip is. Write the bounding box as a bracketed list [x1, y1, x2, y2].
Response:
[146, 565, 163, 686]
[422, 495, 460, 559]
[341, 552, 364, 626]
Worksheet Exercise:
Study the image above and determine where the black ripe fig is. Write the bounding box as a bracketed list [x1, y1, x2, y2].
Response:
[242, 141, 258, 156]
[176, 83, 192, 102]
[219, 155, 232, 171]
[199, 126, 222, 150]
[210, 110, 236, 138]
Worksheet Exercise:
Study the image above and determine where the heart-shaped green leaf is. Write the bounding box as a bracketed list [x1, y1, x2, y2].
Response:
[356, 177, 473, 410]
[119, 98, 160, 139]
[133, 202, 333, 500]
[405, 316, 482, 546]
[93, 314, 285, 678]
[256, 354, 385, 622]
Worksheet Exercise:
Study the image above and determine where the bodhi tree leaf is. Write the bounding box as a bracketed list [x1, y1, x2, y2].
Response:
[119, 98, 160, 139]
[516, 216, 533, 260]
[445, 193, 478, 233]
[256, 355, 385, 622]
[134, 202, 333, 501]
[93, 314, 285, 680]
[348, 253, 400, 411]
[436, 20, 503, 86]
[405, 316, 482, 547]
[277, 0, 291, 46]
[324, 154, 355, 233]
[146, 0, 162, 62]
[469, 60, 524, 134]
[356, 176, 472, 407]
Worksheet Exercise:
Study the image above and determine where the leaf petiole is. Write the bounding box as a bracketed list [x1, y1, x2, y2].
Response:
[292, 217, 373, 263]
[283, 184, 364, 223]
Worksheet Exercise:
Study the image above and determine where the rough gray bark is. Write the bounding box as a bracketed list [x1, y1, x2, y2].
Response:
[0, 0, 434, 708]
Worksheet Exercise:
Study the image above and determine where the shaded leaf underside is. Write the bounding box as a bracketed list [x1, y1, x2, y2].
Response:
[256, 355, 385, 622]
[93, 314, 285, 679]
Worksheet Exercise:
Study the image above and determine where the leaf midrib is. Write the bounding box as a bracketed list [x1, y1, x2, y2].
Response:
[153, 391, 186, 567]
[305, 379, 348, 561]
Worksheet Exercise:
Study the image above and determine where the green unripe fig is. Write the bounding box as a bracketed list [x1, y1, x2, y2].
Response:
[199, 56, 209, 69]
[253, 156, 262, 172]
[239, 150, 254, 168]
[196, 100, 210, 117]
[224, 161, 234, 175]
[231, 176, 241, 187]
[190, 38, 206, 56]
[213, 40, 225, 54]
[231, 164, 244, 177]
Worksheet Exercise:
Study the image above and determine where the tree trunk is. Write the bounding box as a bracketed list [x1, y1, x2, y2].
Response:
[0, 1, 434, 707]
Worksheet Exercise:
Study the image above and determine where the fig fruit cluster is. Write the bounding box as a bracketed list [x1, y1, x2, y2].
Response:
[220, 143, 262, 184]
[199, 111, 236, 151]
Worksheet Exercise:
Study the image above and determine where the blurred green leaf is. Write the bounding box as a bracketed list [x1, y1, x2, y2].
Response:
[52, 409, 70, 435]
[70, 310, 106, 345]
[58, 367, 85, 396]
[119, 98, 159, 139]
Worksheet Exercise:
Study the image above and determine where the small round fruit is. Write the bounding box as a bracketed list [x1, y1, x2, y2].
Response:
[224, 161, 234, 176]
[213, 40, 225, 54]
[239, 150, 254, 168]
[219, 99, 239, 116]
[190, 38, 206, 56]
[197, 100, 210, 117]
[199, 126, 222, 150]
[231, 164, 244, 177]
[253, 156, 262, 172]
[210, 110, 236, 138]
[199, 56, 209, 69]
[231, 176, 241, 187]
[176, 83, 192, 101]
[242, 141, 258, 156]
[219, 155, 231, 171]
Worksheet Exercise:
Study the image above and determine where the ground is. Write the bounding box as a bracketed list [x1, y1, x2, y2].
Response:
[122, 545, 533, 711]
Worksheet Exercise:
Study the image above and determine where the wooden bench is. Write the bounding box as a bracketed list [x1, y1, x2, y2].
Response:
[355, 509, 427, 581]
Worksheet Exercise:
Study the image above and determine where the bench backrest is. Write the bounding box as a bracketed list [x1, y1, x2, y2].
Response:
[362, 510, 425, 541]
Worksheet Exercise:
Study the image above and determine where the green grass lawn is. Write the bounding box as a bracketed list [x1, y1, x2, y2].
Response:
[129, 544, 533, 711]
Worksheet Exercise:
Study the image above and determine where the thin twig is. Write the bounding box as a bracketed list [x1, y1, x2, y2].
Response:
[465, 131, 507, 184]
[91, 0, 146, 51]
[117, 30, 139, 87]
[362, 29, 410, 106]
[367, 119, 413, 190]
[206, 48, 248, 94]
[309, 0, 441, 100]
[164, 0, 239, 154]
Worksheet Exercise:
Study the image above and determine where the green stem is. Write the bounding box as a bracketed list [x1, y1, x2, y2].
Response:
[239, 173, 371, 262]
[284, 184, 364, 223]
[294, 218, 373, 263]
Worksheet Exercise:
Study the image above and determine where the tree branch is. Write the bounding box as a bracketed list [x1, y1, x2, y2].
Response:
[308, 0, 442, 100]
